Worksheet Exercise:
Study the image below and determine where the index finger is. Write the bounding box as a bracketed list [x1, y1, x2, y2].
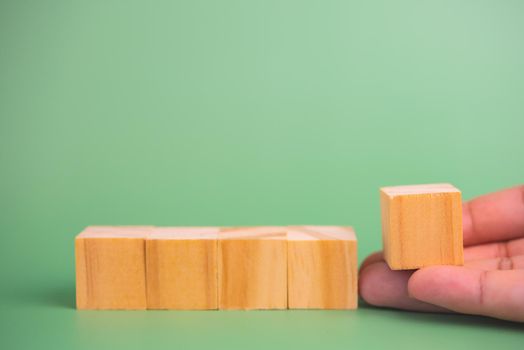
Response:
[463, 185, 524, 246]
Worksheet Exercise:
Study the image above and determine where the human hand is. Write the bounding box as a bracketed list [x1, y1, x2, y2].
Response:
[359, 185, 524, 322]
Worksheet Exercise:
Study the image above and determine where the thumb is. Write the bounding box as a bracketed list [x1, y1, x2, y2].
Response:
[408, 266, 524, 322]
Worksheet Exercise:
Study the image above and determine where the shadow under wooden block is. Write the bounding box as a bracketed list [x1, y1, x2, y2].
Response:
[146, 227, 219, 310]
[75, 226, 152, 310]
[218, 227, 287, 310]
[287, 226, 357, 310]
[380, 183, 464, 270]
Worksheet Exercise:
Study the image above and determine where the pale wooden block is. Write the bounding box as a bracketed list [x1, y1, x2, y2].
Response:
[380, 183, 464, 270]
[287, 226, 357, 309]
[146, 227, 219, 310]
[218, 227, 287, 310]
[75, 226, 152, 310]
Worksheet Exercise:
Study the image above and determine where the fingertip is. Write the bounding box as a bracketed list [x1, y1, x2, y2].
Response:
[359, 262, 449, 312]
[359, 251, 383, 273]
[359, 261, 411, 307]
[359, 262, 389, 306]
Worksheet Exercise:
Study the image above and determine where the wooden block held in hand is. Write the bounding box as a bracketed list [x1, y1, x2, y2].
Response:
[218, 227, 287, 310]
[287, 226, 357, 309]
[146, 227, 219, 310]
[75, 226, 152, 310]
[380, 183, 463, 270]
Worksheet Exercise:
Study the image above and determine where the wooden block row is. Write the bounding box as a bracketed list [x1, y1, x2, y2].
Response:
[75, 226, 357, 310]
[380, 183, 464, 270]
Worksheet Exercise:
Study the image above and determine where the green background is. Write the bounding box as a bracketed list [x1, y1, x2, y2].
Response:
[1, 0, 523, 349]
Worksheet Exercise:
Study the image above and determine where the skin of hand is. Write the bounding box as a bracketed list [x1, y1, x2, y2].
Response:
[359, 185, 524, 322]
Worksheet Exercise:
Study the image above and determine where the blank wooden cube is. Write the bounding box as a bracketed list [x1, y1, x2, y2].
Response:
[380, 183, 463, 270]
[146, 227, 218, 310]
[75, 226, 152, 310]
[218, 227, 287, 310]
[287, 226, 357, 309]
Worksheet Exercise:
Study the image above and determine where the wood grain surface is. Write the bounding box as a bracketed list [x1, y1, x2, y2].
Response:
[380, 183, 463, 270]
[287, 226, 357, 309]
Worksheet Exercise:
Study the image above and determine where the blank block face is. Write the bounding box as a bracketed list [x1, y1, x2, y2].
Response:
[287, 226, 357, 309]
[75, 226, 152, 310]
[146, 227, 219, 310]
[380, 183, 463, 270]
[218, 227, 287, 310]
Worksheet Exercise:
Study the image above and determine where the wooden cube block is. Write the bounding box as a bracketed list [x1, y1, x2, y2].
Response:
[287, 226, 357, 309]
[146, 227, 219, 310]
[380, 183, 464, 270]
[218, 227, 287, 310]
[75, 226, 152, 310]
